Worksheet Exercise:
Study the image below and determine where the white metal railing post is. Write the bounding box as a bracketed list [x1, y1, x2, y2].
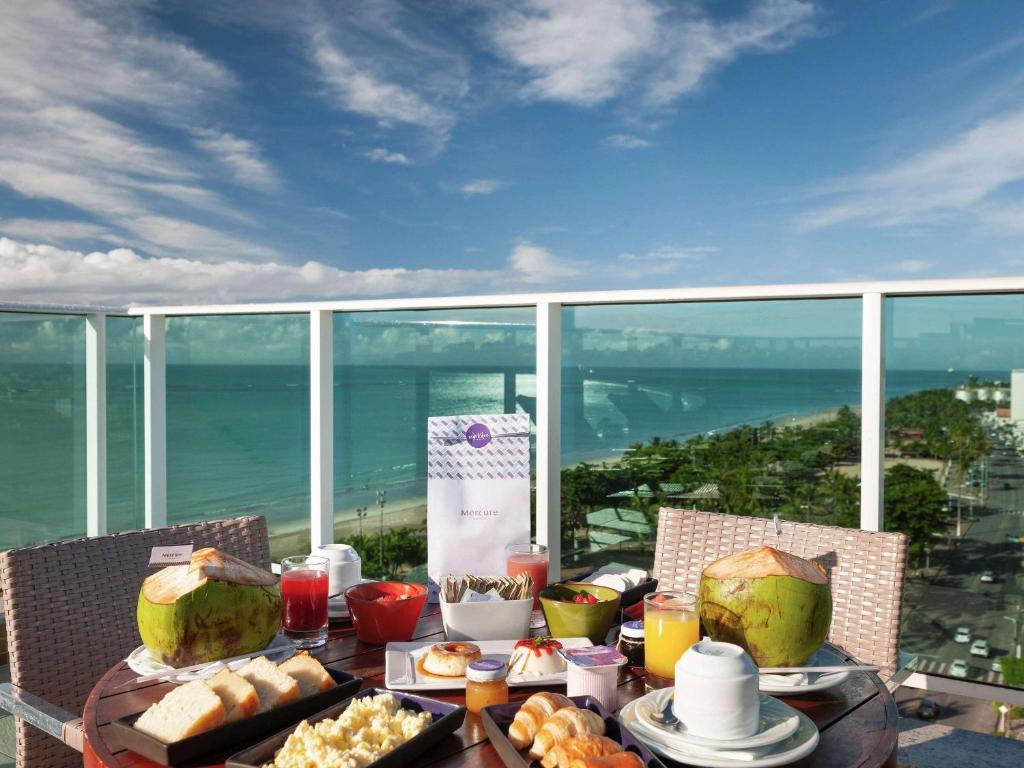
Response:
[310, 310, 334, 548]
[860, 293, 885, 531]
[86, 313, 107, 536]
[536, 302, 562, 580]
[144, 314, 167, 528]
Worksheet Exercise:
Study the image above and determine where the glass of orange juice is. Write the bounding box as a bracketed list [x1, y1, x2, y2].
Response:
[644, 592, 699, 684]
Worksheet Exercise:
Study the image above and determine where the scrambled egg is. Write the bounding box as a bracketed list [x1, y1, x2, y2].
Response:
[265, 693, 432, 768]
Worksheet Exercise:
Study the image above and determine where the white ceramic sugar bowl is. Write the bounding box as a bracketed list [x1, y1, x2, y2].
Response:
[673, 639, 760, 740]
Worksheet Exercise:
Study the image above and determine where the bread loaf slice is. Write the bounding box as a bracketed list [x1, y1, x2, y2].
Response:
[133, 680, 225, 743]
[277, 652, 336, 697]
[209, 668, 260, 722]
[237, 656, 300, 711]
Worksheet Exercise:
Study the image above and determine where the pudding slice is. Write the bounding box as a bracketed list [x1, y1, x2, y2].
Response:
[508, 637, 566, 677]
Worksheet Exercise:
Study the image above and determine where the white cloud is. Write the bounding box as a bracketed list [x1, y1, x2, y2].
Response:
[0, 2, 278, 260]
[486, 0, 817, 108]
[618, 245, 716, 276]
[309, 28, 457, 144]
[364, 147, 412, 164]
[0, 237, 580, 304]
[0, 218, 121, 245]
[605, 133, 654, 149]
[620, 245, 718, 261]
[797, 108, 1024, 230]
[893, 259, 935, 274]
[191, 129, 279, 191]
[458, 179, 504, 196]
[507, 240, 580, 283]
[489, 0, 660, 107]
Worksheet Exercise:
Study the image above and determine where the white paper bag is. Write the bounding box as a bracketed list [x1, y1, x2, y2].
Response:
[427, 413, 531, 601]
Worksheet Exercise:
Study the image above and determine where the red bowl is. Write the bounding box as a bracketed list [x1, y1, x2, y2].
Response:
[344, 581, 428, 644]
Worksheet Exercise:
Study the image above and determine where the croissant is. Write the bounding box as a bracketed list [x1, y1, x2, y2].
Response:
[508, 692, 574, 750]
[567, 753, 644, 768]
[529, 706, 606, 760]
[541, 733, 623, 768]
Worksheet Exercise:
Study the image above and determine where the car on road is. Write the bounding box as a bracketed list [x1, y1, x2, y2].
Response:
[954, 626, 971, 643]
[970, 639, 990, 657]
[980, 570, 996, 583]
[915, 698, 939, 720]
[993, 657, 1003, 674]
[949, 659, 969, 678]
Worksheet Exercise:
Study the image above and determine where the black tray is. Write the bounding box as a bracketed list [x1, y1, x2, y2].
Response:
[226, 688, 466, 768]
[111, 664, 362, 766]
[481, 694, 666, 768]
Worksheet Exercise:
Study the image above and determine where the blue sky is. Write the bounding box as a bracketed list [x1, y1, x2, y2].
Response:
[1, 0, 1023, 304]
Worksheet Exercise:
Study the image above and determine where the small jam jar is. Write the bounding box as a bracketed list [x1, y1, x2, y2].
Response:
[465, 659, 509, 714]
[616, 620, 645, 668]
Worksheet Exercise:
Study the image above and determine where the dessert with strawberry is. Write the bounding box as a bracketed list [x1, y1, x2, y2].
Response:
[508, 637, 567, 677]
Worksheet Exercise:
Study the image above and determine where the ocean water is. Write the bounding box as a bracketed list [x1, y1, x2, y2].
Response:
[0, 363, 998, 549]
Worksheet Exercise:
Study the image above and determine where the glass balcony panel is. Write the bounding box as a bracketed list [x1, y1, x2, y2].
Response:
[885, 294, 1024, 689]
[165, 315, 310, 561]
[333, 309, 536, 581]
[560, 300, 863, 576]
[106, 316, 145, 533]
[0, 312, 86, 548]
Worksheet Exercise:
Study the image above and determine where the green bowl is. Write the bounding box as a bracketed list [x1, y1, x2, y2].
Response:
[539, 582, 622, 644]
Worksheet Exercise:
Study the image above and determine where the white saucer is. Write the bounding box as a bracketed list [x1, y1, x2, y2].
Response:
[328, 578, 375, 620]
[621, 696, 819, 768]
[633, 688, 800, 750]
[126, 634, 294, 682]
[758, 649, 851, 694]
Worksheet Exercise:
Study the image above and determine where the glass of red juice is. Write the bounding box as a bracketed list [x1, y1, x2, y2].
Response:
[506, 543, 549, 608]
[281, 555, 329, 648]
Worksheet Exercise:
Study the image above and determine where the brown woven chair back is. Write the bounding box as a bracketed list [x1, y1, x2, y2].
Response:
[652, 507, 908, 677]
[1, 515, 270, 768]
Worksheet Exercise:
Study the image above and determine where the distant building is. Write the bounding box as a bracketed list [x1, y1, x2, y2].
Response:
[1012, 370, 1024, 422]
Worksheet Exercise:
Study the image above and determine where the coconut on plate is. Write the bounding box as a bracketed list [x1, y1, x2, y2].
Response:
[698, 546, 832, 667]
[137, 548, 281, 667]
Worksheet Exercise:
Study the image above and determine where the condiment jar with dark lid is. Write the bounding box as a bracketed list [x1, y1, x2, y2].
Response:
[617, 620, 645, 668]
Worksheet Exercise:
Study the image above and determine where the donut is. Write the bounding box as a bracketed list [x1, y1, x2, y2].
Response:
[422, 641, 482, 677]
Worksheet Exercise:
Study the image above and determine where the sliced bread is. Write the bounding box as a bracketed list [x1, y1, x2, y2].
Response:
[277, 652, 336, 697]
[237, 656, 300, 711]
[208, 668, 260, 722]
[133, 680, 225, 743]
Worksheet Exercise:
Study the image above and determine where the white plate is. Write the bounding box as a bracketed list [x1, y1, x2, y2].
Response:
[758, 649, 851, 694]
[126, 635, 294, 682]
[633, 688, 800, 750]
[384, 637, 590, 690]
[621, 696, 819, 768]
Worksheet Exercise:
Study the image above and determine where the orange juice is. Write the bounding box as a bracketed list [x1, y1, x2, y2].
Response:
[644, 592, 699, 680]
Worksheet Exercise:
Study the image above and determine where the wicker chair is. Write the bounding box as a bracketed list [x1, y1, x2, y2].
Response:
[652, 507, 909, 678]
[0, 515, 271, 768]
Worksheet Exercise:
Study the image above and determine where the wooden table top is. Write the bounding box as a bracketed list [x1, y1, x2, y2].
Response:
[82, 606, 898, 768]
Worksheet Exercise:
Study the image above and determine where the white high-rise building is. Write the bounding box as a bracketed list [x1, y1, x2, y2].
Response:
[1012, 370, 1024, 422]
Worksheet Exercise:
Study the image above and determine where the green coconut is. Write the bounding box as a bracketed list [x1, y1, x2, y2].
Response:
[699, 546, 832, 667]
[137, 547, 280, 667]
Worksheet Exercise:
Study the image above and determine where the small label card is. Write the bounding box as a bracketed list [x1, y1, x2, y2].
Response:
[149, 544, 194, 567]
[558, 646, 628, 668]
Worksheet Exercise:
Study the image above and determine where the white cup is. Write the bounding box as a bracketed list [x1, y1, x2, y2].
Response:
[673, 640, 760, 741]
[311, 544, 361, 596]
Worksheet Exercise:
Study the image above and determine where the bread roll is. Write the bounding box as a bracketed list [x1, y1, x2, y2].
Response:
[529, 707, 605, 760]
[508, 692, 573, 750]
[568, 753, 644, 768]
[543, 733, 623, 768]
[237, 656, 300, 711]
[208, 669, 259, 722]
[277, 651, 336, 697]
[133, 680, 225, 743]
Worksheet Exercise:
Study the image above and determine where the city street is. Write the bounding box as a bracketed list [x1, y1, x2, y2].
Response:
[901, 436, 1024, 682]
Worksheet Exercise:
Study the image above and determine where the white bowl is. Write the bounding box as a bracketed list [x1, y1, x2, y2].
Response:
[439, 595, 533, 641]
